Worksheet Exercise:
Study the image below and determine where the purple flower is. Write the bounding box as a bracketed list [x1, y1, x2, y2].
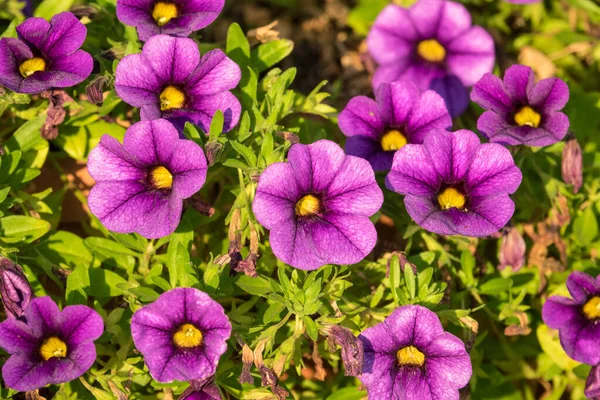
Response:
[131, 288, 231, 383]
[338, 81, 452, 172]
[252, 140, 384, 270]
[471, 64, 570, 146]
[542, 271, 600, 365]
[115, 35, 241, 133]
[0, 257, 32, 320]
[0, 296, 103, 391]
[586, 365, 600, 399]
[359, 305, 472, 399]
[117, 0, 224, 42]
[498, 227, 526, 271]
[562, 138, 583, 194]
[0, 12, 93, 94]
[88, 119, 207, 239]
[386, 129, 522, 237]
[367, 0, 495, 117]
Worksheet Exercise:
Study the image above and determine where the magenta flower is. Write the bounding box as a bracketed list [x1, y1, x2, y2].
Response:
[359, 305, 472, 399]
[0, 12, 93, 94]
[0, 297, 103, 391]
[367, 0, 495, 117]
[252, 140, 384, 270]
[0, 257, 32, 320]
[88, 119, 207, 239]
[338, 81, 452, 172]
[117, 0, 224, 42]
[542, 271, 600, 366]
[471, 65, 570, 146]
[386, 129, 522, 237]
[115, 35, 241, 132]
[131, 288, 231, 383]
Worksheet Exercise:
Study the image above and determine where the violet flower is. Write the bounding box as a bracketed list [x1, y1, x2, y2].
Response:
[386, 129, 522, 237]
[0, 257, 32, 320]
[367, 0, 495, 117]
[0, 12, 93, 94]
[562, 138, 583, 194]
[117, 0, 224, 42]
[0, 296, 103, 391]
[338, 81, 452, 172]
[87, 119, 207, 239]
[359, 305, 472, 399]
[498, 228, 526, 271]
[252, 140, 384, 270]
[115, 35, 241, 133]
[542, 271, 600, 366]
[471, 64, 570, 146]
[131, 288, 231, 383]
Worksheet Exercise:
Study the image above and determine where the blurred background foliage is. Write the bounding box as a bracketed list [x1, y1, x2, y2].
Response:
[0, 0, 599, 399]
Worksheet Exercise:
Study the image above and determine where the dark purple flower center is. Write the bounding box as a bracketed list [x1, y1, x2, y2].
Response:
[19, 57, 47, 78]
[513, 106, 541, 128]
[380, 129, 408, 152]
[173, 323, 203, 348]
[295, 194, 322, 217]
[437, 186, 468, 211]
[416, 39, 446, 64]
[396, 345, 425, 368]
[152, 2, 179, 27]
[148, 165, 173, 190]
[583, 297, 600, 321]
[39, 336, 68, 361]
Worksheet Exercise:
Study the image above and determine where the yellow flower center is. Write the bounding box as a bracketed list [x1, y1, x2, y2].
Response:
[19, 57, 46, 78]
[417, 39, 446, 63]
[295, 194, 320, 217]
[437, 187, 466, 210]
[583, 297, 600, 320]
[39, 336, 67, 361]
[380, 130, 408, 152]
[514, 106, 541, 128]
[173, 323, 203, 348]
[149, 166, 173, 190]
[160, 86, 186, 111]
[152, 2, 178, 27]
[396, 346, 425, 367]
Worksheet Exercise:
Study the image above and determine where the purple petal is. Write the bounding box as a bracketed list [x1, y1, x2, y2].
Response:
[539, 112, 569, 144]
[345, 136, 393, 172]
[2, 354, 52, 391]
[471, 73, 513, 113]
[170, 139, 208, 199]
[338, 96, 384, 139]
[359, 322, 400, 355]
[466, 143, 522, 196]
[429, 75, 469, 119]
[23, 296, 60, 338]
[135, 195, 183, 239]
[371, 63, 410, 91]
[408, 0, 445, 39]
[121, 119, 176, 166]
[359, 352, 396, 399]
[392, 368, 433, 399]
[177, 0, 225, 31]
[88, 135, 144, 182]
[41, 12, 87, 58]
[387, 305, 445, 349]
[58, 305, 104, 346]
[435, 1, 472, 44]
[115, 53, 162, 107]
[541, 296, 581, 329]
[376, 81, 419, 128]
[176, 90, 241, 132]
[407, 88, 452, 142]
[16, 17, 50, 50]
[142, 35, 200, 85]
[586, 365, 600, 399]
[423, 129, 480, 184]
[287, 140, 346, 194]
[187, 49, 242, 96]
[116, 0, 155, 27]
[366, 5, 417, 65]
[28, 50, 93, 88]
[253, 163, 299, 230]
[530, 77, 570, 112]
[386, 145, 440, 196]
[559, 318, 600, 365]
[425, 333, 471, 391]
[446, 27, 495, 86]
[269, 219, 323, 270]
[0, 319, 37, 354]
[0, 39, 25, 93]
[567, 271, 600, 303]
[503, 64, 534, 105]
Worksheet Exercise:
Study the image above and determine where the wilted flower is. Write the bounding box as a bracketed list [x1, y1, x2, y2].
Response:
[471, 64, 570, 146]
[0, 257, 32, 319]
[116, 0, 224, 42]
[115, 35, 241, 132]
[0, 296, 103, 391]
[324, 325, 363, 377]
[562, 138, 583, 194]
[86, 76, 109, 105]
[131, 288, 231, 383]
[40, 90, 73, 140]
[359, 305, 472, 398]
[252, 140, 384, 270]
[88, 119, 207, 239]
[586, 365, 600, 399]
[0, 12, 93, 94]
[367, 0, 495, 116]
[338, 81, 452, 172]
[499, 228, 526, 271]
[542, 271, 600, 365]
[386, 129, 522, 237]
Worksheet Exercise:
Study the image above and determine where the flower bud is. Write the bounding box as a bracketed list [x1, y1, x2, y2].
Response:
[498, 228, 526, 271]
[205, 141, 223, 166]
[586, 364, 600, 399]
[70, 5, 98, 19]
[0, 257, 32, 319]
[562, 138, 583, 194]
[86, 76, 109, 106]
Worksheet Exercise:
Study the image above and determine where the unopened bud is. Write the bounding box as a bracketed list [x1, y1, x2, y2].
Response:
[86, 76, 109, 106]
[206, 142, 223, 166]
[498, 228, 526, 271]
[70, 5, 98, 19]
[0, 257, 33, 319]
[562, 138, 583, 194]
[586, 364, 600, 400]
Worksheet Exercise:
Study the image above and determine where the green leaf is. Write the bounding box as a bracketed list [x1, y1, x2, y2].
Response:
[168, 242, 191, 288]
[389, 254, 401, 305]
[303, 316, 319, 341]
[226, 23, 250, 68]
[0, 215, 51, 244]
[479, 277, 513, 295]
[88, 268, 127, 297]
[403, 262, 416, 300]
[209, 110, 224, 138]
[84, 237, 137, 271]
[5, 115, 46, 153]
[326, 387, 367, 400]
[235, 275, 273, 296]
[370, 284, 385, 308]
[37, 231, 93, 269]
[251, 39, 294, 73]
[263, 302, 286, 324]
[35, 0, 76, 19]
[573, 207, 598, 246]
[66, 263, 90, 305]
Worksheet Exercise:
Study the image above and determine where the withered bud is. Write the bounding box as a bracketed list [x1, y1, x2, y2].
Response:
[385, 252, 417, 278]
[228, 209, 243, 274]
[276, 131, 299, 145]
[259, 366, 289, 400]
[562, 137, 583, 194]
[188, 195, 215, 217]
[0, 257, 33, 320]
[70, 5, 98, 18]
[40, 90, 73, 140]
[239, 344, 255, 384]
[234, 254, 258, 278]
[101, 45, 126, 61]
[312, 341, 326, 381]
[0, 85, 5, 96]
[86, 76, 109, 106]
[498, 227, 526, 271]
[25, 390, 47, 400]
[323, 325, 364, 377]
[205, 141, 223, 166]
